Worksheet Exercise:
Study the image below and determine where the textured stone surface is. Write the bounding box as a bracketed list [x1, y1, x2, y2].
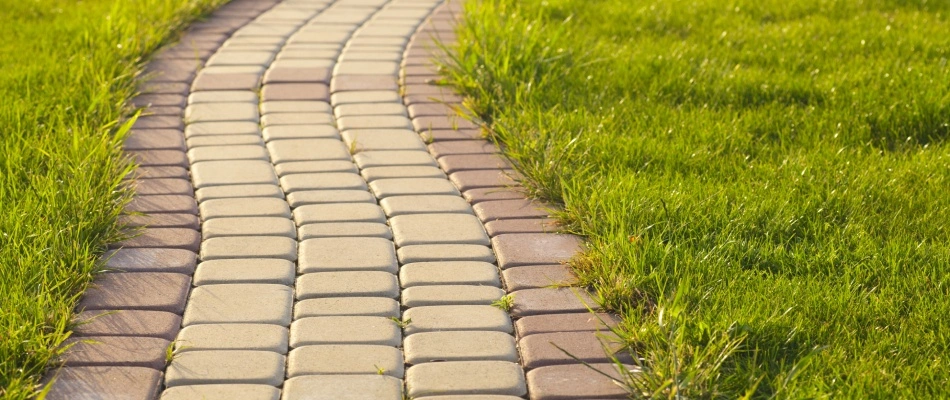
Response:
[296, 271, 399, 300]
[191, 160, 278, 188]
[492, 233, 584, 270]
[474, 199, 549, 222]
[402, 285, 506, 307]
[510, 287, 599, 317]
[282, 375, 403, 400]
[406, 361, 526, 397]
[361, 166, 445, 182]
[380, 195, 471, 216]
[266, 138, 349, 163]
[404, 331, 518, 365]
[111, 228, 200, 251]
[176, 324, 288, 353]
[44, 366, 163, 400]
[73, 310, 181, 341]
[399, 261, 500, 288]
[200, 236, 297, 261]
[390, 213, 490, 247]
[286, 190, 375, 207]
[193, 258, 296, 285]
[353, 150, 437, 168]
[119, 213, 199, 230]
[78, 273, 190, 314]
[485, 218, 560, 237]
[165, 350, 285, 387]
[287, 345, 404, 378]
[448, 170, 520, 192]
[199, 197, 291, 219]
[161, 385, 280, 400]
[195, 184, 284, 202]
[293, 203, 384, 225]
[182, 284, 293, 326]
[397, 244, 495, 264]
[298, 222, 392, 240]
[526, 364, 634, 399]
[62, 336, 169, 370]
[280, 172, 367, 192]
[290, 316, 401, 347]
[298, 237, 397, 273]
[519, 332, 631, 369]
[502, 265, 577, 291]
[402, 305, 512, 335]
[369, 178, 460, 198]
[515, 313, 621, 337]
[294, 297, 400, 319]
[202, 217, 295, 239]
[101, 248, 196, 275]
[342, 129, 426, 152]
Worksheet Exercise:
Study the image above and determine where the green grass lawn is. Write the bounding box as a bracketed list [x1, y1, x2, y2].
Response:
[0, 0, 222, 397]
[445, 0, 950, 397]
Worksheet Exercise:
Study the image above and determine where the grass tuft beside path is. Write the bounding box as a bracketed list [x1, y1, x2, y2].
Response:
[444, 0, 950, 397]
[0, 0, 223, 397]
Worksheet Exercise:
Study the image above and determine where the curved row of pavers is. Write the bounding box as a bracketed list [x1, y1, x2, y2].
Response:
[43, 0, 633, 399]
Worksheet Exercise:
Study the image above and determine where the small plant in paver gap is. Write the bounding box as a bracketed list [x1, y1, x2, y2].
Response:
[390, 316, 412, 330]
[375, 364, 386, 375]
[491, 294, 515, 311]
[347, 137, 360, 155]
[421, 130, 434, 145]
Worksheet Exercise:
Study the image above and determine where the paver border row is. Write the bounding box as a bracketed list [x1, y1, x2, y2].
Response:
[401, 4, 635, 399]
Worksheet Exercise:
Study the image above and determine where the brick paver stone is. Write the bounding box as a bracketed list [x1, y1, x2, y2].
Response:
[462, 188, 525, 204]
[298, 237, 397, 273]
[526, 364, 634, 399]
[502, 265, 577, 291]
[187, 134, 265, 147]
[195, 184, 284, 202]
[262, 125, 340, 141]
[185, 121, 260, 138]
[176, 324, 289, 353]
[290, 316, 401, 347]
[331, 90, 401, 105]
[519, 331, 632, 369]
[188, 144, 270, 162]
[293, 203, 384, 225]
[164, 350, 285, 387]
[112, 228, 200, 251]
[182, 284, 292, 325]
[298, 222, 393, 240]
[360, 166, 445, 182]
[287, 345, 404, 377]
[448, 170, 521, 192]
[79, 273, 190, 314]
[342, 130, 426, 152]
[485, 218, 560, 236]
[202, 217, 296, 239]
[473, 199, 550, 222]
[402, 285, 506, 307]
[44, 366, 163, 400]
[185, 102, 259, 122]
[380, 195, 472, 216]
[403, 331, 518, 364]
[275, 160, 357, 176]
[193, 258, 296, 285]
[191, 160, 278, 188]
[102, 248, 196, 274]
[491, 233, 584, 269]
[260, 113, 333, 126]
[260, 100, 332, 114]
[189, 90, 258, 103]
[62, 336, 170, 370]
[335, 103, 407, 117]
[390, 213, 489, 247]
[369, 178, 460, 198]
[199, 197, 291, 219]
[124, 130, 186, 151]
[200, 236, 297, 261]
[266, 138, 350, 163]
[399, 261, 500, 287]
[402, 305, 512, 335]
[353, 150, 437, 168]
[294, 297, 400, 318]
[406, 361, 526, 397]
[161, 385, 280, 400]
[510, 287, 599, 317]
[282, 375, 403, 400]
[130, 178, 193, 195]
[280, 172, 368, 192]
[296, 271, 399, 299]
[515, 313, 621, 337]
[397, 244, 495, 264]
[120, 213, 199, 230]
[73, 310, 182, 341]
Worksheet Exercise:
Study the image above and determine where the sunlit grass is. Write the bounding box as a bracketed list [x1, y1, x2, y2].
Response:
[0, 0, 223, 397]
[444, 0, 950, 397]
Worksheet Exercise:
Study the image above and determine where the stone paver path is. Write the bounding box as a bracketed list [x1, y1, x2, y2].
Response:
[43, 0, 636, 398]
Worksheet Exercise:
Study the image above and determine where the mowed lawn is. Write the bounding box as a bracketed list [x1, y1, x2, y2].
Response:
[445, 0, 950, 397]
[0, 0, 222, 397]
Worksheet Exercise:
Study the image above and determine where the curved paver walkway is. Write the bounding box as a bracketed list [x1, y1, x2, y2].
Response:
[43, 0, 635, 399]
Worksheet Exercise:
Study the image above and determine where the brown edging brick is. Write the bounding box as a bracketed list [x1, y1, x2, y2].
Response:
[43, 0, 281, 398]
[403, 3, 628, 399]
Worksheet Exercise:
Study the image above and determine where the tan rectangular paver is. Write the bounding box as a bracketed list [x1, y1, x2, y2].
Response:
[397, 244, 496, 264]
[293, 203, 384, 225]
[296, 271, 399, 300]
[402, 305, 513, 335]
[286, 190, 376, 207]
[200, 236, 297, 261]
[182, 284, 293, 326]
[390, 214, 490, 246]
[280, 172, 367, 193]
[294, 297, 400, 319]
[369, 178, 460, 198]
[199, 198, 291, 219]
[165, 350, 285, 387]
[287, 345, 403, 378]
[193, 259, 296, 286]
[402, 285, 506, 307]
[404, 331, 518, 365]
[202, 217, 296, 239]
[283, 375, 403, 400]
[175, 324, 289, 353]
[191, 160, 278, 188]
[298, 222, 392, 240]
[406, 361, 526, 398]
[195, 184, 284, 202]
[298, 237, 397, 273]
[290, 316, 401, 347]
[266, 139, 350, 163]
[162, 385, 280, 400]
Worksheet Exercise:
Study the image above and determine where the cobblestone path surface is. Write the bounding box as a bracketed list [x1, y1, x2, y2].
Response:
[43, 0, 634, 398]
